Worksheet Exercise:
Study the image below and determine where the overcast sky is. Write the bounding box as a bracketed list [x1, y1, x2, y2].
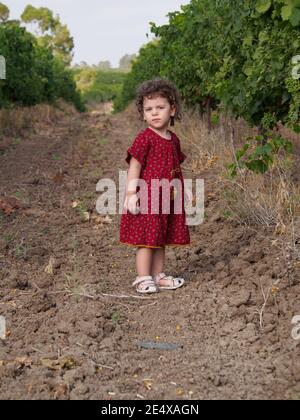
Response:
[8, 0, 190, 67]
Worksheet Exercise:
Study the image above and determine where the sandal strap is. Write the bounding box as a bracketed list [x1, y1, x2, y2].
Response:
[155, 272, 167, 281]
[154, 273, 183, 286]
[132, 275, 154, 287]
[155, 273, 176, 281]
[170, 278, 183, 286]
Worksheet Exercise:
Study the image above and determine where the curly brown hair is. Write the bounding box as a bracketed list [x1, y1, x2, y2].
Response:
[135, 78, 182, 122]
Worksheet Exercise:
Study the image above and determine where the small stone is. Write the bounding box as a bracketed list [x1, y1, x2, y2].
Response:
[189, 254, 199, 263]
[220, 340, 228, 348]
[239, 323, 258, 343]
[229, 290, 251, 308]
[57, 321, 70, 334]
[213, 376, 221, 387]
[73, 384, 89, 395]
[220, 304, 229, 314]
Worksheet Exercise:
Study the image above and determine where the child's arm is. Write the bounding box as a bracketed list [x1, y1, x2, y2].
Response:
[124, 132, 150, 214]
[126, 157, 141, 194]
[124, 157, 141, 214]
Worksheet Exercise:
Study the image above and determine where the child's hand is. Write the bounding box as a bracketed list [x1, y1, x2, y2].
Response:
[124, 193, 140, 215]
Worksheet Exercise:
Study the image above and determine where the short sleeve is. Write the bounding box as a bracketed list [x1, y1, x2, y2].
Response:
[176, 137, 187, 164]
[125, 132, 150, 167]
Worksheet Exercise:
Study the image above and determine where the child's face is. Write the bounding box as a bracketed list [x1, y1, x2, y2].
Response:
[143, 95, 176, 130]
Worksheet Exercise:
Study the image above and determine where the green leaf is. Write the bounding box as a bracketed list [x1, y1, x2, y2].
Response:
[243, 34, 253, 46]
[280, 3, 300, 24]
[281, 4, 293, 21]
[0, 3, 9, 21]
[256, 0, 272, 14]
[290, 7, 300, 26]
[243, 65, 253, 76]
[271, 61, 284, 71]
[293, 123, 300, 133]
[270, 137, 284, 152]
[255, 135, 264, 142]
[245, 160, 269, 173]
[254, 144, 272, 156]
[258, 31, 269, 42]
[235, 143, 250, 161]
[284, 140, 293, 153]
[226, 163, 237, 178]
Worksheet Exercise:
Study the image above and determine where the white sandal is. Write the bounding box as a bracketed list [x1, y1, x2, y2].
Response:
[153, 272, 185, 290]
[132, 275, 159, 294]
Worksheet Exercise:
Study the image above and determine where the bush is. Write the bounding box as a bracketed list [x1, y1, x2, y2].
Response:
[0, 21, 85, 111]
[75, 69, 127, 105]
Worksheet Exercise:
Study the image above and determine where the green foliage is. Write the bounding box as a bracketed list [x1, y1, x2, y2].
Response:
[256, 0, 272, 14]
[21, 5, 74, 66]
[0, 2, 9, 22]
[0, 23, 43, 106]
[75, 69, 127, 104]
[96, 61, 112, 71]
[211, 111, 220, 126]
[210, 0, 300, 127]
[52, 57, 85, 111]
[0, 21, 85, 111]
[118, 54, 136, 72]
[115, 0, 300, 169]
[227, 133, 293, 176]
[293, 122, 300, 131]
[261, 112, 277, 129]
[150, 1, 220, 112]
[255, 0, 300, 25]
[280, 0, 300, 26]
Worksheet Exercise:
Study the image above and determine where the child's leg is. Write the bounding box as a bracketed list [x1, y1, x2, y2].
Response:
[150, 247, 166, 277]
[136, 247, 154, 277]
[151, 247, 184, 289]
[134, 247, 158, 293]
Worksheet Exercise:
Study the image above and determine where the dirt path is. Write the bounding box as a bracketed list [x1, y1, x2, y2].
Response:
[0, 107, 300, 400]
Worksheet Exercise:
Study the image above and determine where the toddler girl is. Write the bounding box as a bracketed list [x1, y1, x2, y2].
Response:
[120, 78, 191, 293]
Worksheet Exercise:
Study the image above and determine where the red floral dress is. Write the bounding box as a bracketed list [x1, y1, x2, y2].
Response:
[119, 127, 190, 248]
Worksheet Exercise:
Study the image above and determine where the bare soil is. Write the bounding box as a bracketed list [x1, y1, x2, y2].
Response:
[0, 106, 300, 400]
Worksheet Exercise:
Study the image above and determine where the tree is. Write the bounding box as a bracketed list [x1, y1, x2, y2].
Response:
[0, 22, 85, 111]
[149, 0, 300, 131]
[97, 60, 112, 70]
[150, 0, 219, 129]
[119, 54, 136, 72]
[21, 5, 74, 66]
[79, 61, 89, 68]
[0, 2, 9, 22]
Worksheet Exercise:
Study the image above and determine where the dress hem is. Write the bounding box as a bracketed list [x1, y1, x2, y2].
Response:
[119, 241, 193, 249]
